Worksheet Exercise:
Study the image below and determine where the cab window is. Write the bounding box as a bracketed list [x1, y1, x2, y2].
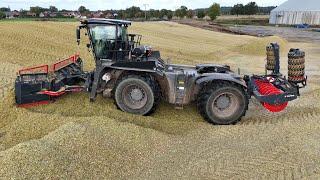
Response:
[91, 25, 116, 42]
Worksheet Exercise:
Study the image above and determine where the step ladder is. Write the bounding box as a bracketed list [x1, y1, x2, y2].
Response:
[175, 73, 186, 109]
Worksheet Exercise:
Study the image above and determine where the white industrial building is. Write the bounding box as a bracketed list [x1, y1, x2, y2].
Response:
[269, 0, 320, 25]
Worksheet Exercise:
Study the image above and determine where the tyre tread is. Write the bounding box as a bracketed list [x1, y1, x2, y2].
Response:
[197, 81, 249, 125]
[113, 74, 160, 116]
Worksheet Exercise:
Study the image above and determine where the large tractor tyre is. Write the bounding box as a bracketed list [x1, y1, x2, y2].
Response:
[197, 81, 249, 125]
[114, 75, 159, 116]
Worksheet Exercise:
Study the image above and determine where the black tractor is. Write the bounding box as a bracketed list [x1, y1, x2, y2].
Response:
[15, 18, 307, 125]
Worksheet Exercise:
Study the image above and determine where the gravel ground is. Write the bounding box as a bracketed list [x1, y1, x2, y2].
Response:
[228, 25, 320, 43]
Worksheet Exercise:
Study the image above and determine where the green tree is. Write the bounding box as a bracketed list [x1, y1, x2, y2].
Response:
[149, 9, 160, 18]
[118, 10, 127, 19]
[30, 6, 45, 16]
[244, 2, 258, 15]
[187, 9, 194, 18]
[160, 9, 168, 18]
[208, 3, 220, 20]
[0, 11, 6, 19]
[231, 4, 244, 16]
[125, 6, 142, 19]
[135, 11, 143, 18]
[19, 9, 28, 17]
[166, 10, 173, 20]
[60, 9, 70, 12]
[49, 6, 58, 12]
[78, 6, 89, 14]
[175, 6, 188, 18]
[175, 9, 181, 18]
[197, 10, 206, 19]
[0, 7, 10, 12]
[258, 6, 276, 15]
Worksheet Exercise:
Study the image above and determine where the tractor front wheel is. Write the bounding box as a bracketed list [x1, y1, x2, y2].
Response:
[197, 81, 249, 125]
[114, 75, 159, 115]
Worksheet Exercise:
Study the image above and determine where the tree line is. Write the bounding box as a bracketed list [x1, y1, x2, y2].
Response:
[0, 2, 276, 20]
[117, 2, 274, 20]
[230, 2, 258, 15]
[229, 2, 275, 16]
[0, 6, 76, 18]
[117, 3, 220, 20]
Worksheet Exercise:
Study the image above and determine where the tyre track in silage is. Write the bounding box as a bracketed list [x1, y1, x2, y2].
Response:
[0, 63, 19, 100]
[239, 86, 320, 126]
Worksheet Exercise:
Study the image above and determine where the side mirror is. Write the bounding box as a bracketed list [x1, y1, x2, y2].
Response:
[76, 28, 81, 45]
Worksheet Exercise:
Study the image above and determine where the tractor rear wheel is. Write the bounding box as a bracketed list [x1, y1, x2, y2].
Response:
[197, 81, 248, 125]
[114, 75, 159, 115]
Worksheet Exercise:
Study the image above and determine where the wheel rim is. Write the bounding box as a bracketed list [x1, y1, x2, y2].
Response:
[122, 84, 148, 110]
[211, 92, 239, 119]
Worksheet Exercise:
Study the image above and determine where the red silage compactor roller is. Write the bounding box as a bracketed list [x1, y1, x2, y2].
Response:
[245, 43, 307, 113]
[254, 79, 288, 112]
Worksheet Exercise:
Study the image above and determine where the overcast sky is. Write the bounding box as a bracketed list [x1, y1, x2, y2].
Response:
[0, 0, 287, 11]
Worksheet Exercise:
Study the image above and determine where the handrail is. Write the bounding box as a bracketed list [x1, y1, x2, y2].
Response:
[18, 54, 80, 76]
[19, 65, 49, 75]
[52, 54, 79, 72]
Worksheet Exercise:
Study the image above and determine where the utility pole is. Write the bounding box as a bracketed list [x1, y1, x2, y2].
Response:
[143, 4, 149, 21]
[5, 6, 11, 18]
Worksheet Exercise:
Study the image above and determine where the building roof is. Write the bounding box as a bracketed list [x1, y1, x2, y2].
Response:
[272, 0, 320, 12]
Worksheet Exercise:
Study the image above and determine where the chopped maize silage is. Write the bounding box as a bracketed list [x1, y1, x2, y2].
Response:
[0, 21, 320, 179]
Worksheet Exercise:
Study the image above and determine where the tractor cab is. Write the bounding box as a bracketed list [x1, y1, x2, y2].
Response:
[78, 18, 146, 62]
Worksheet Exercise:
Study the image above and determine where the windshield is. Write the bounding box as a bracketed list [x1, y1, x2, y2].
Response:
[90, 25, 129, 60]
[91, 25, 116, 41]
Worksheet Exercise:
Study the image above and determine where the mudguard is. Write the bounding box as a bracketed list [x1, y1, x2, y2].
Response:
[196, 73, 247, 88]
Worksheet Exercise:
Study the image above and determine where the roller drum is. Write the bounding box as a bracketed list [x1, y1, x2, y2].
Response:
[266, 45, 276, 71]
[288, 49, 306, 83]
